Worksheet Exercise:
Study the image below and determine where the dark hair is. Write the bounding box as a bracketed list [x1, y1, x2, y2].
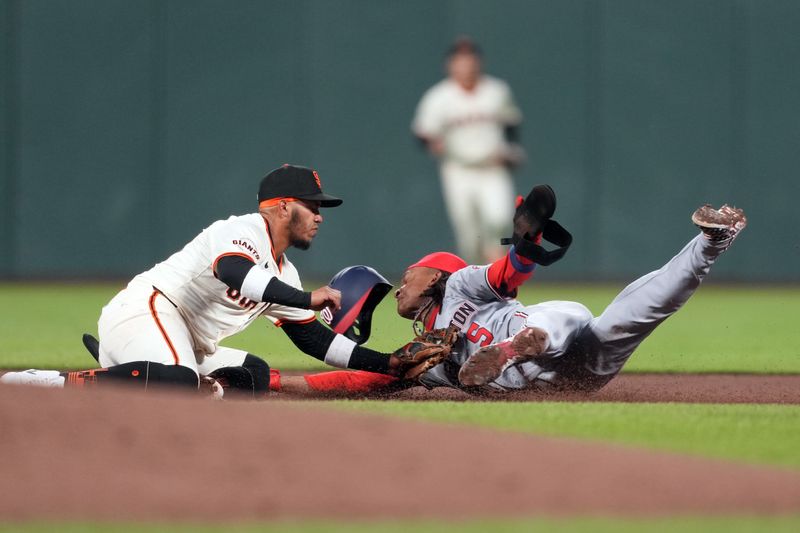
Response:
[412, 271, 452, 335]
[421, 271, 451, 306]
[446, 37, 482, 58]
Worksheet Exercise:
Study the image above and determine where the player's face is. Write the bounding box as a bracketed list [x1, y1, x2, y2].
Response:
[395, 266, 440, 319]
[448, 52, 481, 89]
[288, 200, 323, 250]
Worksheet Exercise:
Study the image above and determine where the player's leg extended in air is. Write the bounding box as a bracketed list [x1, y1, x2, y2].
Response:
[458, 204, 747, 391]
[571, 204, 747, 388]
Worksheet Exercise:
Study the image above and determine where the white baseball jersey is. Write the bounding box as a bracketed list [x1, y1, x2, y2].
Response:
[132, 212, 314, 356]
[412, 75, 522, 167]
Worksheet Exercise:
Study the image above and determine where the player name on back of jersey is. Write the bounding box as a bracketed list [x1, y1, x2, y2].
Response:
[449, 301, 478, 331]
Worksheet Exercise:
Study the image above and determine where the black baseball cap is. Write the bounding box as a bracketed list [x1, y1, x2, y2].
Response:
[258, 164, 343, 208]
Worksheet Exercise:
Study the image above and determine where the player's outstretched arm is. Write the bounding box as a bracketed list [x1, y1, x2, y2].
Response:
[486, 238, 539, 297]
[281, 320, 395, 375]
[486, 184, 573, 296]
[281, 320, 454, 379]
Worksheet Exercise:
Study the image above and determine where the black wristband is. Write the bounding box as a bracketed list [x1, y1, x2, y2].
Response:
[282, 320, 335, 361]
[262, 277, 312, 308]
[349, 345, 391, 374]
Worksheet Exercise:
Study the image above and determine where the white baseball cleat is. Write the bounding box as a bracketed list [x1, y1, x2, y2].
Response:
[0, 369, 65, 388]
[458, 327, 549, 387]
[691, 204, 747, 245]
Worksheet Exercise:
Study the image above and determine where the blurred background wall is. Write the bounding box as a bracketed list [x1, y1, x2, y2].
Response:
[1, 0, 798, 281]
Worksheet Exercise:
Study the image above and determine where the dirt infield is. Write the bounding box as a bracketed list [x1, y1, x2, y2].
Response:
[372, 373, 800, 404]
[1, 375, 798, 522]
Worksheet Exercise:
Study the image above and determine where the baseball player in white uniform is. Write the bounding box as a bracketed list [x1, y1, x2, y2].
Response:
[1, 165, 422, 394]
[412, 37, 524, 264]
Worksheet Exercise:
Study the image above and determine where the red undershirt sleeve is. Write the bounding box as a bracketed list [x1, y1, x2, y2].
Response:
[486, 233, 542, 297]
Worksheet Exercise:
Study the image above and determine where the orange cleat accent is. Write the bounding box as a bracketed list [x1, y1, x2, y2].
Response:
[268, 368, 282, 392]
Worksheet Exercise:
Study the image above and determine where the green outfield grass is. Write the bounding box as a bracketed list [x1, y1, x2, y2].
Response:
[334, 401, 800, 469]
[2, 283, 798, 531]
[0, 282, 798, 373]
[2, 516, 800, 533]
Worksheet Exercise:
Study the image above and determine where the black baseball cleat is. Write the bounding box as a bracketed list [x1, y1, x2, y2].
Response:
[691, 204, 747, 244]
[82, 333, 100, 362]
[458, 327, 549, 387]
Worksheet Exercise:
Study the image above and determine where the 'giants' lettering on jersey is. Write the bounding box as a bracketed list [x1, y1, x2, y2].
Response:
[449, 301, 478, 331]
[232, 239, 261, 261]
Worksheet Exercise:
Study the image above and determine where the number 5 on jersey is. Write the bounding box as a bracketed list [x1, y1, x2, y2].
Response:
[465, 322, 493, 347]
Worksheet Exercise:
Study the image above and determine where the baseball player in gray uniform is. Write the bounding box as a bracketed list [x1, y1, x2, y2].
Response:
[395, 202, 747, 392]
[272, 188, 747, 395]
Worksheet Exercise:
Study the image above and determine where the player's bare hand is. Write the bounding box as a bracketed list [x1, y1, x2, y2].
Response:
[309, 286, 341, 313]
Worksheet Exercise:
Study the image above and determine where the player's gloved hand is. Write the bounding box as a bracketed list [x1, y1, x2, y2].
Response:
[388, 326, 460, 381]
[309, 285, 341, 313]
[506, 184, 557, 244]
[414, 325, 460, 348]
[502, 184, 572, 266]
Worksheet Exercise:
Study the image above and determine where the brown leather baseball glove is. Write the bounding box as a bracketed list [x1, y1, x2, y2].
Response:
[391, 326, 460, 380]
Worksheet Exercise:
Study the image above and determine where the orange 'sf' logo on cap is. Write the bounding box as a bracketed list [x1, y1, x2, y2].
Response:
[312, 170, 322, 189]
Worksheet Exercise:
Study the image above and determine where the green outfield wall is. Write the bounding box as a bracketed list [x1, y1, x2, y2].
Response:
[1, 0, 798, 281]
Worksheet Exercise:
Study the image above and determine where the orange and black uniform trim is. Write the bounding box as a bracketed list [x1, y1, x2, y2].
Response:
[149, 291, 180, 365]
[262, 218, 284, 273]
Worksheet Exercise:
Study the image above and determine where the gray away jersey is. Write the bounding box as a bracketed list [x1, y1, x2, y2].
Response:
[425, 265, 531, 388]
[421, 233, 729, 391]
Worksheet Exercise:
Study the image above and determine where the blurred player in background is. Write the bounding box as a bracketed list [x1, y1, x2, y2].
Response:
[412, 36, 525, 264]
